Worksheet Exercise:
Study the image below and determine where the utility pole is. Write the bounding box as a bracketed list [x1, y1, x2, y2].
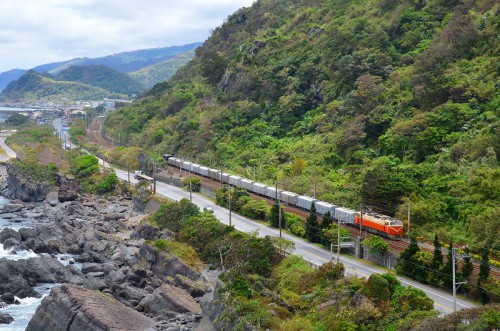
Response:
[359, 205, 363, 237]
[452, 247, 467, 312]
[313, 181, 316, 199]
[127, 155, 130, 185]
[407, 203, 411, 239]
[337, 220, 341, 262]
[275, 181, 282, 238]
[189, 168, 192, 202]
[228, 188, 232, 226]
[153, 158, 156, 194]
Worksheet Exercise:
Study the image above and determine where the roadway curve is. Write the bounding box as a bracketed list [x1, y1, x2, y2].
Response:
[110, 165, 478, 315]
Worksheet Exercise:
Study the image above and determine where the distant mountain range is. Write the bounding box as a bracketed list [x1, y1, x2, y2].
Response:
[0, 42, 201, 100]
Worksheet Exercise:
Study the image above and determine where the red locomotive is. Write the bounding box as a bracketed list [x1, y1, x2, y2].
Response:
[354, 212, 404, 239]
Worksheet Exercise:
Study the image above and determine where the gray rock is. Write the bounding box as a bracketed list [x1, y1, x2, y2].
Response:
[139, 284, 202, 318]
[26, 284, 156, 331]
[0, 313, 14, 324]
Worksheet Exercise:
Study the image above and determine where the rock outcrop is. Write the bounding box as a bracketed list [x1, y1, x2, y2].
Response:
[26, 284, 156, 331]
[0, 255, 83, 298]
[4, 161, 54, 202]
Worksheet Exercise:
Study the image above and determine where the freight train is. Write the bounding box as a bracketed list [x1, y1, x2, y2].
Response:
[164, 155, 404, 239]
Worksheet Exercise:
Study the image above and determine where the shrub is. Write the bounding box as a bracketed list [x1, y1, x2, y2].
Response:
[183, 176, 200, 192]
[285, 212, 306, 237]
[391, 285, 434, 314]
[363, 236, 389, 254]
[359, 273, 391, 303]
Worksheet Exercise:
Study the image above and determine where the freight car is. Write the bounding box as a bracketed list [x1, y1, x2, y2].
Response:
[165, 156, 404, 240]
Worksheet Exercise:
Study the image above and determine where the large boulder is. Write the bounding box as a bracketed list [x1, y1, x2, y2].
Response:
[139, 284, 202, 318]
[4, 161, 54, 202]
[0, 255, 83, 298]
[57, 177, 79, 202]
[26, 284, 156, 331]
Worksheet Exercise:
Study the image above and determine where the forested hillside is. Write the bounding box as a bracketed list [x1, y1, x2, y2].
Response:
[105, 0, 499, 254]
[0, 70, 123, 102]
[56, 65, 144, 96]
[129, 50, 196, 90]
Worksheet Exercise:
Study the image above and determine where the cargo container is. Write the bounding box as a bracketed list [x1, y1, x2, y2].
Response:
[228, 175, 241, 187]
[315, 201, 337, 216]
[252, 183, 267, 196]
[240, 179, 254, 191]
[296, 195, 318, 210]
[281, 191, 298, 205]
[335, 208, 356, 225]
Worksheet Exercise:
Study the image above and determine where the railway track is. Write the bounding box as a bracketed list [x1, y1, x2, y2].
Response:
[164, 164, 500, 282]
[87, 116, 115, 150]
[85, 119, 500, 282]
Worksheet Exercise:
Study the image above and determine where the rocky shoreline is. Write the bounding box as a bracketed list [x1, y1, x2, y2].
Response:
[0, 162, 223, 331]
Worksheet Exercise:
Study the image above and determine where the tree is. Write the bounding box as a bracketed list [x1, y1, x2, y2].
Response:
[5, 113, 29, 126]
[430, 234, 444, 286]
[477, 247, 490, 304]
[305, 203, 321, 243]
[269, 202, 281, 228]
[441, 242, 454, 290]
[320, 211, 333, 246]
[397, 236, 420, 279]
[362, 236, 389, 254]
[460, 246, 474, 296]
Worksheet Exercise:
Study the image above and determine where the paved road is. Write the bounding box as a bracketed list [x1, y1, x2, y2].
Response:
[46, 121, 479, 315]
[111, 167, 478, 315]
[0, 136, 16, 161]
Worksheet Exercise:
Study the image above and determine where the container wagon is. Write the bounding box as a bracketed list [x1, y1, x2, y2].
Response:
[240, 179, 254, 191]
[315, 201, 337, 216]
[228, 175, 241, 187]
[266, 186, 281, 200]
[296, 195, 317, 211]
[198, 166, 209, 177]
[252, 183, 267, 196]
[335, 208, 357, 225]
[281, 191, 298, 205]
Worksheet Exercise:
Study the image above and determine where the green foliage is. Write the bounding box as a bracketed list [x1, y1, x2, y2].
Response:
[182, 176, 200, 192]
[269, 202, 281, 228]
[362, 236, 389, 254]
[12, 159, 58, 185]
[285, 212, 306, 237]
[149, 198, 200, 232]
[103, 0, 499, 259]
[305, 203, 321, 243]
[151, 238, 168, 250]
[94, 173, 118, 194]
[70, 154, 99, 179]
[391, 285, 434, 314]
[360, 273, 391, 303]
[5, 114, 30, 127]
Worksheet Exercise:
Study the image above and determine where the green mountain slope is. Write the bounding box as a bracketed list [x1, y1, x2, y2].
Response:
[129, 50, 196, 90]
[56, 65, 144, 96]
[0, 70, 127, 102]
[105, 0, 499, 252]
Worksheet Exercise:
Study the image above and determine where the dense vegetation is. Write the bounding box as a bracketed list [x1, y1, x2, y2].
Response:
[0, 70, 125, 102]
[5, 125, 121, 195]
[56, 65, 144, 96]
[105, 0, 499, 256]
[129, 50, 196, 90]
[145, 198, 446, 330]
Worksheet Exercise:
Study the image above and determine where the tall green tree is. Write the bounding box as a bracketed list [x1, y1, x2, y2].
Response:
[477, 247, 490, 304]
[441, 242, 454, 290]
[460, 246, 473, 295]
[320, 211, 333, 246]
[305, 203, 321, 243]
[397, 236, 420, 279]
[430, 234, 444, 286]
[268, 202, 281, 228]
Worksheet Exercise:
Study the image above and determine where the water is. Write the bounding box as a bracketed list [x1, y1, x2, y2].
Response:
[0, 196, 70, 330]
[0, 284, 54, 331]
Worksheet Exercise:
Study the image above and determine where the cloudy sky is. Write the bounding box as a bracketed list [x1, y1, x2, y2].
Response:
[0, 0, 255, 73]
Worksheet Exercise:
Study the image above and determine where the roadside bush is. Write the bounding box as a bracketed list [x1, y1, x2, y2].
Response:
[285, 212, 306, 237]
[363, 236, 389, 254]
[183, 176, 200, 192]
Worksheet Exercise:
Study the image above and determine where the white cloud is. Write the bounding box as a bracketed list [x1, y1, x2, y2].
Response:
[0, 0, 254, 72]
